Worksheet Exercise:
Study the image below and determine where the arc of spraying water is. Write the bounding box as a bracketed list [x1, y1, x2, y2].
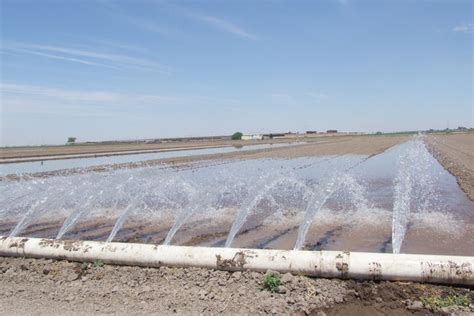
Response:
[163, 204, 198, 245]
[391, 137, 433, 254]
[105, 177, 141, 242]
[293, 177, 340, 250]
[9, 197, 48, 237]
[340, 174, 369, 211]
[293, 155, 375, 250]
[8, 180, 68, 237]
[162, 181, 199, 246]
[56, 195, 94, 239]
[225, 177, 310, 248]
[0, 192, 32, 216]
[106, 194, 148, 243]
[106, 203, 134, 242]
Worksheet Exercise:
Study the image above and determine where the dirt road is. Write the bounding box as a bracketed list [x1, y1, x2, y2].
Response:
[1, 256, 472, 315]
[426, 133, 474, 200]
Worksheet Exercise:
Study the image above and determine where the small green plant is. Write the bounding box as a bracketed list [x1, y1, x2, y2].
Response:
[81, 260, 104, 270]
[93, 259, 105, 268]
[81, 262, 90, 271]
[420, 293, 470, 310]
[231, 132, 243, 140]
[263, 272, 282, 292]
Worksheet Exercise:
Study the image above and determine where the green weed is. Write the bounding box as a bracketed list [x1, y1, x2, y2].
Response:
[93, 259, 105, 268]
[420, 293, 470, 309]
[263, 272, 282, 292]
[81, 262, 90, 271]
[80, 260, 104, 270]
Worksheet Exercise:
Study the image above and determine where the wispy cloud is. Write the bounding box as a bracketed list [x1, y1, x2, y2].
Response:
[12, 48, 118, 69]
[124, 15, 173, 37]
[453, 23, 474, 34]
[2, 83, 124, 103]
[192, 13, 257, 40]
[85, 38, 149, 54]
[306, 92, 329, 101]
[267, 93, 293, 104]
[100, 0, 255, 41]
[98, 0, 175, 37]
[3, 42, 172, 74]
[1, 83, 240, 116]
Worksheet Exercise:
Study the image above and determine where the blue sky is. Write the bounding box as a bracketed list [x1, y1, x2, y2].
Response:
[1, 0, 472, 146]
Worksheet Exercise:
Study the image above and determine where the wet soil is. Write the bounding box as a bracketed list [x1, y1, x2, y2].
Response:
[2, 135, 408, 180]
[2, 198, 473, 256]
[0, 256, 472, 315]
[2, 134, 473, 314]
[0, 135, 334, 160]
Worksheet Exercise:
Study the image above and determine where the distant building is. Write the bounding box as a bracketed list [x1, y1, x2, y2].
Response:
[326, 130, 338, 134]
[306, 131, 317, 134]
[242, 134, 264, 140]
[273, 133, 287, 138]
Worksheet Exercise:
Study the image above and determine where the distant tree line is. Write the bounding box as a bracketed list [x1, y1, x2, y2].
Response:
[373, 126, 473, 136]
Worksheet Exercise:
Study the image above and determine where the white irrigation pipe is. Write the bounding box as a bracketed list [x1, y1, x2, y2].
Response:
[1, 236, 472, 285]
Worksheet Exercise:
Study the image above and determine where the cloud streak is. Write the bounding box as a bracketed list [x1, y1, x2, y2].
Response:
[267, 93, 293, 104]
[124, 15, 173, 37]
[100, 1, 256, 41]
[12, 48, 119, 69]
[192, 13, 257, 40]
[4, 42, 172, 74]
[98, 0, 174, 37]
[453, 23, 474, 34]
[1, 83, 240, 116]
[306, 92, 329, 100]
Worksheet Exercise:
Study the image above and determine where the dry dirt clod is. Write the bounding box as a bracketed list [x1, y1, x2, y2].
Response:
[232, 271, 242, 280]
[406, 300, 424, 311]
[276, 285, 288, 294]
[281, 272, 294, 284]
[66, 271, 81, 282]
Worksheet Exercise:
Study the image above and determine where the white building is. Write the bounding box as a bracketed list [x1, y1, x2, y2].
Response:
[241, 134, 264, 140]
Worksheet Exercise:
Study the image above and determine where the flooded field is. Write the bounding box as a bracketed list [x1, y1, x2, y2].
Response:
[0, 142, 307, 175]
[0, 136, 472, 255]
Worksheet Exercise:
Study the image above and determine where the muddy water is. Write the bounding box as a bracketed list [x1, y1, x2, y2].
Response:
[0, 139, 472, 255]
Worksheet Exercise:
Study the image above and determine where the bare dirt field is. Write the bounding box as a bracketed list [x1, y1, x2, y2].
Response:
[426, 133, 474, 200]
[0, 135, 338, 160]
[2, 135, 409, 180]
[2, 133, 473, 315]
[0, 138, 235, 159]
[1, 256, 472, 315]
[115, 135, 406, 163]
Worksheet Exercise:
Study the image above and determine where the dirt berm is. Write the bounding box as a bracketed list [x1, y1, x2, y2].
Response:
[426, 133, 474, 200]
